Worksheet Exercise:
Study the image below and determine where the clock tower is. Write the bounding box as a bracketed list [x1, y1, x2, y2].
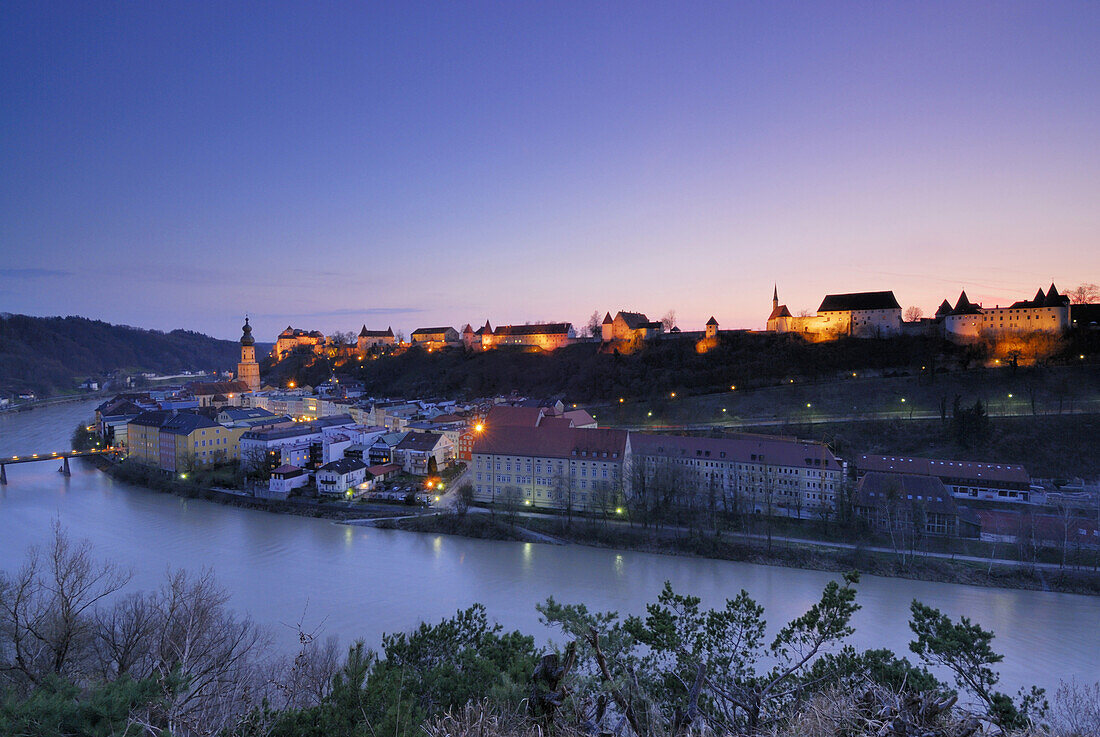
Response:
[236, 317, 261, 392]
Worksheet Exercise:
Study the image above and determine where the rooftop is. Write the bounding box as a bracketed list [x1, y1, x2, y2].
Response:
[817, 291, 901, 313]
[858, 453, 1029, 485]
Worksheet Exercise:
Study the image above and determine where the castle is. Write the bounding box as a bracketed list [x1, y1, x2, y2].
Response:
[766, 287, 903, 340]
[937, 283, 1070, 342]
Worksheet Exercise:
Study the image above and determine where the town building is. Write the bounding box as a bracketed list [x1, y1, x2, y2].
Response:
[411, 326, 460, 350]
[601, 311, 664, 343]
[357, 326, 395, 352]
[853, 472, 979, 538]
[368, 431, 407, 466]
[394, 431, 454, 475]
[855, 453, 1033, 504]
[767, 287, 902, 339]
[628, 432, 843, 519]
[185, 380, 251, 408]
[239, 415, 356, 473]
[158, 412, 238, 472]
[126, 410, 241, 472]
[974, 509, 1099, 549]
[126, 410, 176, 466]
[316, 457, 368, 497]
[476, 323, 576, 351]
[472, 426, 629, 511]
[236, 317, 261, 392]
[215, 407, 284, 428]
[267, 464, 309, 499]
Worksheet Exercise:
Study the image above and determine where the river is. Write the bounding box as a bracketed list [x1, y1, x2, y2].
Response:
[1, 399, 1098, 695]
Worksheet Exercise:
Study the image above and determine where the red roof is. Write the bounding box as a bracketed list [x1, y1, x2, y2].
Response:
[492, 323, 572, 336]
[473, 426, 628, 460]
[976, 509, 1099, 542]
[366, 462, 401, 476]
[631, 432, 839, 469]
[485, 405, 545, 427]
[858, 454, 1029, 485]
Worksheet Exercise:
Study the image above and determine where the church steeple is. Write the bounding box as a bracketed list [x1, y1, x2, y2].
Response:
[772, 285, 779, 311]
[236, 315, 260, 392]
[240, 316, 255, 346]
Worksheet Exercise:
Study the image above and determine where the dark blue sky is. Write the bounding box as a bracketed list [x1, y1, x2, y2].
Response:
[2, 2, 1098, 340]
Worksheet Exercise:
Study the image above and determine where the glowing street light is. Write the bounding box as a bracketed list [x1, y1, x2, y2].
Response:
[474, 423, 484, 433]
[670, 392, 676, 398]
[647, 411, 652, 417]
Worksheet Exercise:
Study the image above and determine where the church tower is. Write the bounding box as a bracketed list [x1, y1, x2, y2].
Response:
[237, 316, 261, 392]
[772, 285, 779, 313]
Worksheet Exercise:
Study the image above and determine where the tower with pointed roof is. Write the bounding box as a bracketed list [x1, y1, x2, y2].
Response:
[705, 316, 719, 339]
[236, 317, 261, 392]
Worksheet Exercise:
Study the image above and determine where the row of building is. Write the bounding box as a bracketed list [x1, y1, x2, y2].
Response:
[767, 282, 1098, 342]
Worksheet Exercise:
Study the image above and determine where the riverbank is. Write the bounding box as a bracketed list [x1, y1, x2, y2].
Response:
[96, 457, 424, 522]
[92, 457, 1100, 596]
[383, 511, 1100, 597]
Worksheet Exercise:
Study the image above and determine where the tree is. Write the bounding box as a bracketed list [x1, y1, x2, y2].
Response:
[0, 522, 132, 689]
[543, 572, 865, 734]
[661, 310, 677, 332]
[455, 483, 474, 517]
[904, 306, 924, 322]
[585, 311, 602, 339]
[909, 601, 1046, 730]
[1068, 283, 1099, 304]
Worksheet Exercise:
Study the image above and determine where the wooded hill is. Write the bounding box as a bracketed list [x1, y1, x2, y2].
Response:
[0, 313, 256, 397]
[288, 330, 1096, 402]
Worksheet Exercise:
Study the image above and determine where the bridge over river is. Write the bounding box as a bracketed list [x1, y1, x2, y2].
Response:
[0, 447, 122, 483]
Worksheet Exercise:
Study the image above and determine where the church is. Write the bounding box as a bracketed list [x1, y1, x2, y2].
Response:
[236, 317, 261, 392]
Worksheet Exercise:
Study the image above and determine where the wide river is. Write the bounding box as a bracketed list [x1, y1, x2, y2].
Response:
[1, 399, 1098, 695]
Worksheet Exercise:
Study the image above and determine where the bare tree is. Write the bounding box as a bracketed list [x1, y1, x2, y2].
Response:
[585, 310, 602, 339]
[1068, 283, 1099, 304]
[0, 521, 132, 689]
[661, 310, 677, 332]
[904, 306, 924, 322]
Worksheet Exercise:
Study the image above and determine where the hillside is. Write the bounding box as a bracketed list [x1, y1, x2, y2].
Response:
[275, 329, 1098, 403]
[0, 313, 253, 397]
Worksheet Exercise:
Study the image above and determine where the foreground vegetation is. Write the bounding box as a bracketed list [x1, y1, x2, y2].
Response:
[3, 527, 1098, 736]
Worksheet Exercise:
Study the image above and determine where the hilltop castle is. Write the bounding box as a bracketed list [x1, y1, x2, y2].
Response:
[766, 286, 903, 340]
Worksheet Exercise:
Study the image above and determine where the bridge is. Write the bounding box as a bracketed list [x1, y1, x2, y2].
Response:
[0, 447, 124, 484]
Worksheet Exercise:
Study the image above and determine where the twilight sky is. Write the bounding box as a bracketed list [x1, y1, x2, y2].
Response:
[2, 2, 1098, 341]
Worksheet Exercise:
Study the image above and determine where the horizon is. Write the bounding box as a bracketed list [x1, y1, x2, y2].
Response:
[2, 2, 1099, 340]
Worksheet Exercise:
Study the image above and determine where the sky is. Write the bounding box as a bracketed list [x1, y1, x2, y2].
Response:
[2, 2, 1098, 341]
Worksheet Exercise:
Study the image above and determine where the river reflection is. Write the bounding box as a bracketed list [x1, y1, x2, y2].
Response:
[1, 399, 1098, 694]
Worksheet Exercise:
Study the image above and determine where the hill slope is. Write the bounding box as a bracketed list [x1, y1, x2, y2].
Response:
[0, 313, 251, 397]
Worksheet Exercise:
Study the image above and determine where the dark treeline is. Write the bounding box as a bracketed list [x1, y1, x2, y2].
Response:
[0, 314, 262, 397]
[2, 527, 1097, 736]
[275, 330, 1098, 403]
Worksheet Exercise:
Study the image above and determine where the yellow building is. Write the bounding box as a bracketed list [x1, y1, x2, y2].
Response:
[127, 411, 245, 472]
